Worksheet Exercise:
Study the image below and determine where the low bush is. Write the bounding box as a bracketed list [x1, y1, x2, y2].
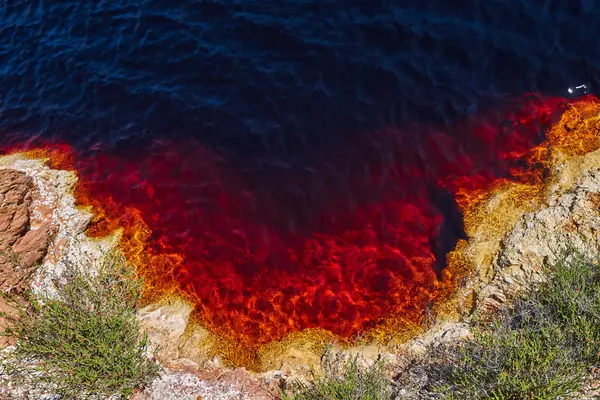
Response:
[0, 253, 159, 399]
[281, 352, 391, 400]
[428, 253, 600, 399]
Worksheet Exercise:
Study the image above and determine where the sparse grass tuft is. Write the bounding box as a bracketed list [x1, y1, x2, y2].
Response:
[427, 252, 600, 400]
[0, 252, 159, 399]
[282, 353, 391, 400]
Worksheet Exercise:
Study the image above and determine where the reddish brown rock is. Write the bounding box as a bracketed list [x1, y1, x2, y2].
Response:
[0, 169, 53, 349]
[0, 170, 52, 292]
[0, 170, 32, 248]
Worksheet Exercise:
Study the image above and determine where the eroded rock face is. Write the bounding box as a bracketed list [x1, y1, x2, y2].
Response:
[478, 173, 600, 313]
[0, 154, 103, 359]
[457, 150, 600, 318]
[0, 168, 54, 350]
[0, 170, 31, 247]
[0, 169, 52, 292]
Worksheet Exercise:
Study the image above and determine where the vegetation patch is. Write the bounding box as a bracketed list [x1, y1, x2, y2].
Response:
[0, 253, 159, 399]
[281, 352, 391, 400]
[420, 252, 600, 399]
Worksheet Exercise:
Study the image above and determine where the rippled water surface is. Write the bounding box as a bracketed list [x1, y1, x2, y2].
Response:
[1, 1, 599, 159]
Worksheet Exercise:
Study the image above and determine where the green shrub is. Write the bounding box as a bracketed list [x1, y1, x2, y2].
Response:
[0, 252, 159, 399]
[429, 253, 600, 400]
[282, 353, 391, 400]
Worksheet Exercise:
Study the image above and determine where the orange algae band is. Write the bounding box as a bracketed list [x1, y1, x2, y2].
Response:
[1, 93, 582, 359]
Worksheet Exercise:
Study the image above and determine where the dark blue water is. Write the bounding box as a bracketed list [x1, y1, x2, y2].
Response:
[0, 0, 598, 164]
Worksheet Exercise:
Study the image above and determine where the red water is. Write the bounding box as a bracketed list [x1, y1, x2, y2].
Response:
[0, 94, 572, 348]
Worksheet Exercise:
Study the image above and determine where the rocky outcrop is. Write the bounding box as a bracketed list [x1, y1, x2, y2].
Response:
[477, 171, 600, 313]
[0, 154, 122, 399]
[0, 169, 52, 292]
[0, 154, 97, 302]
[452, 148, 600, 318]
[0, 168, 55, 349]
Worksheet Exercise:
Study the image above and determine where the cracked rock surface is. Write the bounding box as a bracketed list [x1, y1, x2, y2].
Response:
[0, 168, 54, 350]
